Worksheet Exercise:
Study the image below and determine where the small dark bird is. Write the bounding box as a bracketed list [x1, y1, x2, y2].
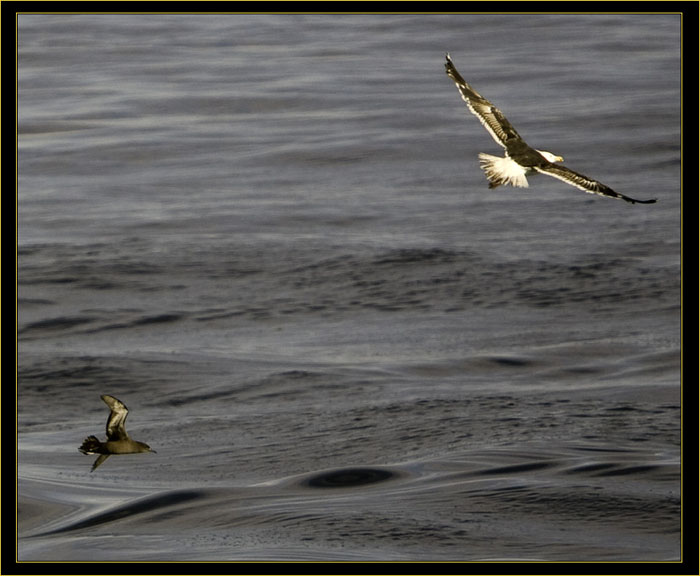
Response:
[79, 395, 155, 472]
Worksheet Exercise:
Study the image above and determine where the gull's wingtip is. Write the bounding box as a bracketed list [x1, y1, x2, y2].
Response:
[622, 195, 657, 205]
[445, 53, 455, 74]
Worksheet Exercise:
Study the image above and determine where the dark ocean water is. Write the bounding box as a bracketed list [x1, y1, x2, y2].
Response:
[17, 14, 681, 562]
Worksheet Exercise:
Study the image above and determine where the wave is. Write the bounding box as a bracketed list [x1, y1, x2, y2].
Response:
[20, 446, 679, 561]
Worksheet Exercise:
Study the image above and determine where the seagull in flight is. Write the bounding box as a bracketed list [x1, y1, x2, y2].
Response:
[444, 54, 656, 204]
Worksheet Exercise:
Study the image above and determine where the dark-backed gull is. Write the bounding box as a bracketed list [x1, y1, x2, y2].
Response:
[444, 54, 656, 204]
[79, 395, 155, 472]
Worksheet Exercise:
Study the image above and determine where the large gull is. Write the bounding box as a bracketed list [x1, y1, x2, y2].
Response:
[444, 54, 656, 204]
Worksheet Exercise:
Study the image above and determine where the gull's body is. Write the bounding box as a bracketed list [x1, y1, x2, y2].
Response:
[444, 54, 656, 204]
[79, 395, 154, 472]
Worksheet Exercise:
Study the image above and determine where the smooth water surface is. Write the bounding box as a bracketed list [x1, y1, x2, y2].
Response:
[18, 14, 681, 562]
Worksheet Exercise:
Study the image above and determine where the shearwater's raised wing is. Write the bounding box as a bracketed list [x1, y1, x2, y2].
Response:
[102, 394, 130, 441]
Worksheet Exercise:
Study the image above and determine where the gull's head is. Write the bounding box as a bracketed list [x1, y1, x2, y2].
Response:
[537, 150, 564, 163]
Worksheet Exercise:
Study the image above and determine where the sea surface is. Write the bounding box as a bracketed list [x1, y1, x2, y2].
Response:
[17, 14, 681, 562]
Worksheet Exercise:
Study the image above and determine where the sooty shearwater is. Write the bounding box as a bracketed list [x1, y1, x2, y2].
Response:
[79, 395, 155, 472]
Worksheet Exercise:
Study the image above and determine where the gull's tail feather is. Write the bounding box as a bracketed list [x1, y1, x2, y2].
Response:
[478, 153, 529, 189]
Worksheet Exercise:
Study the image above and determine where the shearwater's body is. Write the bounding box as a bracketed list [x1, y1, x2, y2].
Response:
[79, 395, 155, 472]
[444, 54, 656, 204]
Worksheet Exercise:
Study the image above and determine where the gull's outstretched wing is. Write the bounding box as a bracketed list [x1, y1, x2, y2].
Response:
[445, 53, 524, 149]
[534, 163, 657, 204]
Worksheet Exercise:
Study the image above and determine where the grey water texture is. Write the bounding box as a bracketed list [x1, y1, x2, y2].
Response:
[18, 14, 681, 562]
